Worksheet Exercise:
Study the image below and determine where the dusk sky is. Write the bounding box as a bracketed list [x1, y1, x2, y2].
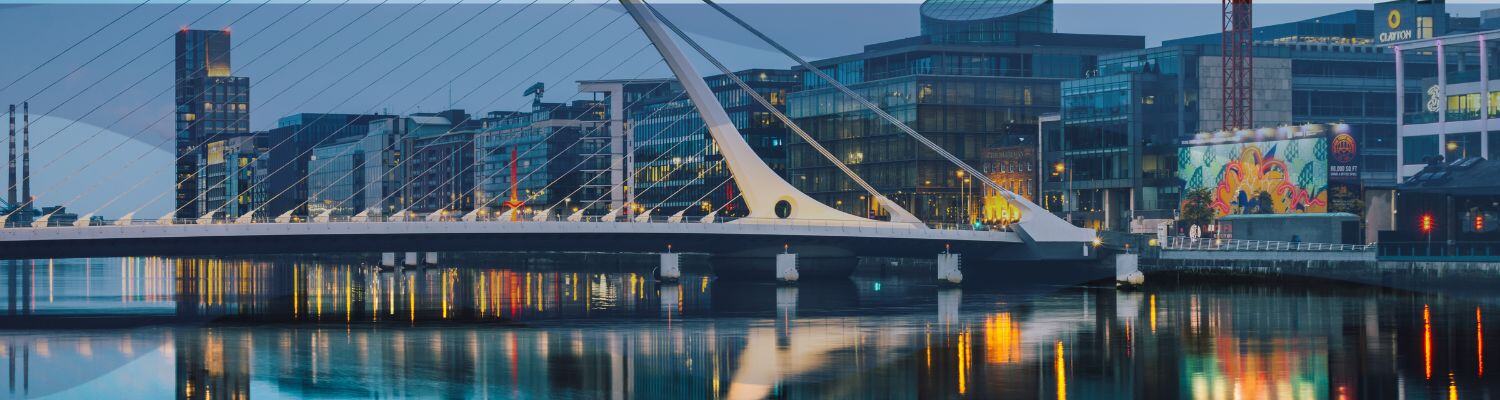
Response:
[1, 1, 1496, 218]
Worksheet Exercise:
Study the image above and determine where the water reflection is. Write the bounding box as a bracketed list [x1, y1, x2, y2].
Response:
[0, 256, 1498, 398]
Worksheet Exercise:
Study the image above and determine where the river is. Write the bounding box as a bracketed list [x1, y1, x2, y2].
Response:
[0, 254, 1494, 399]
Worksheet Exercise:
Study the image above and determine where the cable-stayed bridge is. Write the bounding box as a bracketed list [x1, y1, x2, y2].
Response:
[0, 1, 1097, 277]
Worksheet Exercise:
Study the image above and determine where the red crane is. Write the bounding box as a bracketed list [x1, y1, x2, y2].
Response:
[1222, 0, 1253, 131]
[501, 148, 524, 221]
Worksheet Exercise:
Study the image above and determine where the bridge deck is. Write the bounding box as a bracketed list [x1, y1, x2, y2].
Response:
[0, 221, 1089, 261]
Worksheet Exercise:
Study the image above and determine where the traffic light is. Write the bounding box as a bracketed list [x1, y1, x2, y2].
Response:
[1420, 213, 1435, 234]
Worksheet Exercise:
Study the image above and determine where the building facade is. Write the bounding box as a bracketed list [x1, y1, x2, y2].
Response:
[786, 0, 1142, 226]
[474, 102, 607, 219]
[625, 69, 800, 219]
[199, 134, 266, 220]
[263, 113, 387, 219]
[402, 110, 482, 216]
[1046, 6, 1451, 232]
[1392, 28, 1500, 181]
[175, 29, 250, 219]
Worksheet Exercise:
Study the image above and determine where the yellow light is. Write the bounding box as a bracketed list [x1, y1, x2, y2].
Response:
[1091, 237, 1102, 247]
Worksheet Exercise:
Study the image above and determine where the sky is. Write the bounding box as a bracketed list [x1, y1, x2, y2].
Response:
[0, 1, 1495, 218]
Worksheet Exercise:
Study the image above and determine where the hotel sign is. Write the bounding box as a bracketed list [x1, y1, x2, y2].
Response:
[1380, 9, 1414, 43]
[1375, 0, 1443, 44]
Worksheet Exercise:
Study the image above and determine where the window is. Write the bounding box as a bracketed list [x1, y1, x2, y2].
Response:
[1448, 93, 1481, 121]
[1402, 134, 1439, 165]
[1446, 132, 1481, 160]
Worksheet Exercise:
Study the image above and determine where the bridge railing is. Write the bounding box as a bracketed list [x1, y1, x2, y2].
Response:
[1162, 236, 1375, 252]
[21, 214, 1014, 233]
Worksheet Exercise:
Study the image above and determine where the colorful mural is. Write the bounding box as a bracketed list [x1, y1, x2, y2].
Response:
[1178, 137, 1329, 217]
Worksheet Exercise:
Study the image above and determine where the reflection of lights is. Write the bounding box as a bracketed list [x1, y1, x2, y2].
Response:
[1425, 304, 1433, 379]
[985, 313, 1021, 364]
[958, 329, 971, 394]
[1480, 307, 1486, 376]
[1055, 341, 1067, 400]
[1449, 373, 1458, 400]
[1149, 295, 1158, 333]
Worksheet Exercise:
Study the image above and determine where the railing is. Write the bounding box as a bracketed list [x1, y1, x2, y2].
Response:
[1162, 236, 1374, 252]
[1378, 241, 1500, 259]
[5, 213, 1016, 233]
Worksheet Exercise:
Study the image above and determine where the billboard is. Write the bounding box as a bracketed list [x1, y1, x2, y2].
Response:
[1178, 126, 1341, 217]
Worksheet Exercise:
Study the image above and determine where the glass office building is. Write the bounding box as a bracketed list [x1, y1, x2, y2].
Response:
[627, 69, 800, 218]
[175, 29, 251, 219]
[199, 134, 265, 220]
[263, 113, 388, 219]
[786, 0, 1142, 226]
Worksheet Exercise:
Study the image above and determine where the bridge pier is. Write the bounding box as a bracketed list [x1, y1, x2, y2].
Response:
[424, 252, 438, 265]
[381, 252, 396, 267]
[775, 253, 799, 283]
[937, 253, 962, 286]
[403, 252, 418, 266]
[657, 252, 681, 283]
[659, 284, 680, 318]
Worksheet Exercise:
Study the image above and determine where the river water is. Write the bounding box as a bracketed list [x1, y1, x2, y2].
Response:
[0, 254, 1495, 399]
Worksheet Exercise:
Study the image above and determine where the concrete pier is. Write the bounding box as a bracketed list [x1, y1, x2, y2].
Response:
[658, 253, 681, 282]
[937, 253, 962, 285]
[404, 252, 418, 266]
[381, 252, 396, 267]
[424, 252, 438, 265]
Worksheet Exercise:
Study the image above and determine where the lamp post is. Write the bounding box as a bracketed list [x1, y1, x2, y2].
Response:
[1053, 161, 1072, 224]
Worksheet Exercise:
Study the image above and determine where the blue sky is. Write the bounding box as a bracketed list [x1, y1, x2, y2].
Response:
[0, 1, 1496, 218]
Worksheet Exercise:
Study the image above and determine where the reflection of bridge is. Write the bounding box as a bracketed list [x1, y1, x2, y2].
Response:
[0, 0, 1095, 276]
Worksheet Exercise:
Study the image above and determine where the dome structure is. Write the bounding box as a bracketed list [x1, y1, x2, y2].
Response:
[920, 0, 1053, 44]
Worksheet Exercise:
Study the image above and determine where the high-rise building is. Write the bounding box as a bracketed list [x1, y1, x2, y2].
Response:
[175, 29, 250, 219]
[786, 0, 1142, 225]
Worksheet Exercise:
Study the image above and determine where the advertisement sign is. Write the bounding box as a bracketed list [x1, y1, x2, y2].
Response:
[1327, 124, 1363, 214]
[1178, 126, 1334, 218]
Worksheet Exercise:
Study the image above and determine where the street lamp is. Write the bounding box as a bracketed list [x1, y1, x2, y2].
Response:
[1052, 161, 1072, 224]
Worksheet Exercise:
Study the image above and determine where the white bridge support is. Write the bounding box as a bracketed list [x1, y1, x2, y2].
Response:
[775, 253, 799, 283]
[658, 252, 681, 282]
[937, 253, 962, 285]
[424, 252, 438, 265]
[621, 0, 917, 228]
[404, 252, 418, 266]
[381, 252, 397, 267]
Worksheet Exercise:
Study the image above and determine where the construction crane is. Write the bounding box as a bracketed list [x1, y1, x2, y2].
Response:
[1222, 0, 1253, 131]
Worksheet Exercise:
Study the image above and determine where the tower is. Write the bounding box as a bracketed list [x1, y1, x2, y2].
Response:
[1221, 0, 1253, 130]
[7, 104, 14, 208]
[21, 102, 30, 210]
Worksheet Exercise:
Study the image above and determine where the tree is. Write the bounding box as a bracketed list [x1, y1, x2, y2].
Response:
[1255, 191, 1275, 214]
[1179, 188, 1216, 229]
